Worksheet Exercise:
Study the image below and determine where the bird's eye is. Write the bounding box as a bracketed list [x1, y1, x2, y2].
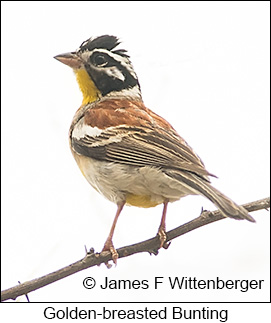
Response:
[91, 53, 108, 67]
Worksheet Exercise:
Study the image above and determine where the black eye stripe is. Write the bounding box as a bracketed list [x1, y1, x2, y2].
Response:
[95, 55, 107, 66]
[90, 52, 114, 67]
[90, 53, 106, 66]
[85, 56, 139, 96]
[82, 48, 141, 96]
[90, 51, 128, 69]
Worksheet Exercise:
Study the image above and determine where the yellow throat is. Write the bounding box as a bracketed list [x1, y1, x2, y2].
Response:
[74, 69, 101, 105]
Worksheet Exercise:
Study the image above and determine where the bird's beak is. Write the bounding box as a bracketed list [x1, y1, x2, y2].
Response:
[54, 52, 83, 69]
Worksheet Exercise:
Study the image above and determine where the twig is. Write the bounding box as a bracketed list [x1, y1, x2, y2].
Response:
[1, 197, 269, 302]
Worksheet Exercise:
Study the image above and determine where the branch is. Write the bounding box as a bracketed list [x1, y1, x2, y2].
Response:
[1, 197, 269, 302]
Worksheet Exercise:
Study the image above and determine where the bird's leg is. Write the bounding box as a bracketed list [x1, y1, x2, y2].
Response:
[158, 200, 170, 249]
[102, 202, 125, 265]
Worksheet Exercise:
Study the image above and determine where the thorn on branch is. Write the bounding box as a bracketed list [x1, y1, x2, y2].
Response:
[84, 246, 95, 255]
[148, 249, 159, 256]
[18, 281, 30, 302]
[200, 209, 212, 219]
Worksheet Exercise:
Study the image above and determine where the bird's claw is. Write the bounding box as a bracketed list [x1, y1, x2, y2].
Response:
[158, 227, 171, 249]
[102, 240, 119, 268]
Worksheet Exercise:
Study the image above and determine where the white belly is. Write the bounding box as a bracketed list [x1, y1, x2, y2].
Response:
[73, 154, 196, 206]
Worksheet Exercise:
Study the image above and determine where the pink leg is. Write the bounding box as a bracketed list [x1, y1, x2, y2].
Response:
[102, 202, 125, 264]
[158, 200, 170, 249]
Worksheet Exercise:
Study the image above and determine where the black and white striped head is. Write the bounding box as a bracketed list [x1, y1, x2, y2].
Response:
[55, 35, 141, 100]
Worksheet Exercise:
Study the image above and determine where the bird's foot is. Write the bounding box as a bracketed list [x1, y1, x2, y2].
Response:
[158, 226, 171, 249]
[102, 239, 119, 268]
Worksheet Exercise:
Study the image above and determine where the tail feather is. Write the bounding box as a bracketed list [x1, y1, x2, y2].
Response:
[168, 171, 255, 222]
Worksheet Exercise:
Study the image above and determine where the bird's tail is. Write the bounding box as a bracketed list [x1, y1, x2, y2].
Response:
[168, 171, 255, 222]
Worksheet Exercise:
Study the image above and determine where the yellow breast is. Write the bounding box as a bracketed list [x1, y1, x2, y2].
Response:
[126, 193, 160, 208]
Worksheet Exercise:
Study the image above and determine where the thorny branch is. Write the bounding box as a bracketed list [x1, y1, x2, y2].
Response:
[1, 197, 270, 302]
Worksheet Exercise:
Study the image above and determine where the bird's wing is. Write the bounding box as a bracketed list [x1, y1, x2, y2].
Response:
[70, 100, 213, 181]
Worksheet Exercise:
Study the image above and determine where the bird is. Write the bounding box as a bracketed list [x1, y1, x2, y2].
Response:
[54, 35, 255, 264]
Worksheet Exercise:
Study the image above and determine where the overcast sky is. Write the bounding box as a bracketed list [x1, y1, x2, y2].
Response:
[1, 1, 270, 320]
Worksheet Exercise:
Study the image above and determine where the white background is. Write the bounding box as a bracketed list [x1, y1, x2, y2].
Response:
[1, 1, 270, 321]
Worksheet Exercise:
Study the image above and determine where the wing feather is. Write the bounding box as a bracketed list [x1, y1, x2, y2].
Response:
[71, 125, 213, 181]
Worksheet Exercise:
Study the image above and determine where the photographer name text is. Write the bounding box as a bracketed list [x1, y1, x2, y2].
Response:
[95, 276, 264, 293]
